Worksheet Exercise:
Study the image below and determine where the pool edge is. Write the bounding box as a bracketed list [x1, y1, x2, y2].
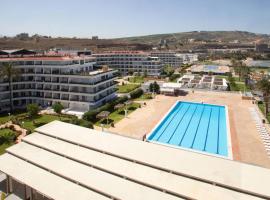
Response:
[147, 100, 233, 160]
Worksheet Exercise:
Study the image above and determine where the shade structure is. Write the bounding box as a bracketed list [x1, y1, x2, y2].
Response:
[96, 111, 110, 119]
[114, 103, 125, 110]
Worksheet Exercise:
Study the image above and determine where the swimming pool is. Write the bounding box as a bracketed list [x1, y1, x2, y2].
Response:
[147, 101, 230, 157]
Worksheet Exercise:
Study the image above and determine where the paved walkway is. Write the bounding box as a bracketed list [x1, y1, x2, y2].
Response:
[107, 91, 270, 168]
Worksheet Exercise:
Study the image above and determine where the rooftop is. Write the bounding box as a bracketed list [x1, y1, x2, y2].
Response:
[0, 49, 96, 62]
[0, 121, 270, 199]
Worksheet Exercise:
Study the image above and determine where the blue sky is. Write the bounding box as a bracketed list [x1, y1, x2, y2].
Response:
[0, 0, 269, 38]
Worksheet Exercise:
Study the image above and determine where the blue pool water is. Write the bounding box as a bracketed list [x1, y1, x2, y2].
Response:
[148, 101, 228, 157]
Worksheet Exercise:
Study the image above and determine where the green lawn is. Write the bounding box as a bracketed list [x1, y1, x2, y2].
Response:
[128, 76, 145, 84]
[0, 128, 16, 155]
[134, 93, 153, 101]
[230, 82, 250, 92]
[0, 110, 27, 124]
[216, 75, 228, 80]
[21, 114, 73, 132]
[117, 84, 140, 93]
[95, 103, 140, 128]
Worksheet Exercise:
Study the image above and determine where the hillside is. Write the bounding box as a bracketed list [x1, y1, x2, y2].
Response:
[0, 37, 152, 52]
[118, 31, 270, 44]
[0, 31, 269, 52]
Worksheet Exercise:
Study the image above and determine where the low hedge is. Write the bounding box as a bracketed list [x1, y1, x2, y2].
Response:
[130, 88, 144, 99]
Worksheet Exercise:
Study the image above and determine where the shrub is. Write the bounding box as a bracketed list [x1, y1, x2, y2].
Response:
[83, 110, 99, 121]
[78, 120, 93, 129]
[52, 102, 64, 114]
[27, 103, 39, 118]
[130, 88, 144, 99]
[169, 74, 181, 81]
[0, 129, 16, 144]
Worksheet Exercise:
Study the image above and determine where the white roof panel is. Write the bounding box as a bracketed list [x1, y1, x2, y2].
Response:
[35, 121, 270, 198]
[22, 133, 262, 200]
[6, 142, 180, 200]
[0, 154, 109, 200]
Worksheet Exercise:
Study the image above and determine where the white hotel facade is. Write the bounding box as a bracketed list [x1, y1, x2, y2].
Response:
[94, 51, 198, 75]
[94, 51, 163, 76]
[0, 50, 117, 113]
[150, 51, 198, 68]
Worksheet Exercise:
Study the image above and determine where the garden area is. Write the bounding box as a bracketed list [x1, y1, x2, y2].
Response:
[134, 93, 153, 101]
[0, 128, 16, 155]
[228, 75, 250, 92]
[83, 89, 146, 128]
[128, 76, 145, 84]
[117, 83, 140, 93]
[0, 103, 93, 155]
[95, 102, 140, 128]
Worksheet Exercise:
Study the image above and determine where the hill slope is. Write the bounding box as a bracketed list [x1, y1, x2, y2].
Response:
[117, 31, 270, 45]
[0, 31, 269, 52]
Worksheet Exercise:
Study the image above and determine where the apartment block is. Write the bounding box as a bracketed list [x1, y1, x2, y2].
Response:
[94, 51, 163, 76]
[150, 51, 198, 67]
[0, 50, 118, 113]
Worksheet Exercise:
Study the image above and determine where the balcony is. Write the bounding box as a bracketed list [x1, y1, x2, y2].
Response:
[60, 88, 69, 92]
[61, 97, 69, 100]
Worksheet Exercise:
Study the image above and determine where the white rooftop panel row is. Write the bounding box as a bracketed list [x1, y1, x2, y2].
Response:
[6, 142, 179, 200]
[0, 154, 109, 200]
[35, 121, 270, 198]
[22, 133, 260, 200]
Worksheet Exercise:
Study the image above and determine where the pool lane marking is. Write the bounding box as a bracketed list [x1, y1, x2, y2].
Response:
[190, 105, 206, 149]
[166, 104, 191, 143]
[217, 107, 221, 154]
[155, 103, 185, 141]
[203, 107, 213, 151]
[178, 105, 199, 146]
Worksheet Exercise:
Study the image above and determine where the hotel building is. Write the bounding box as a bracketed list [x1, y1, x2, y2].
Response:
[0, 49, 118, 113]
[150, 52, 198, 68]
[94, 51, 163, 76]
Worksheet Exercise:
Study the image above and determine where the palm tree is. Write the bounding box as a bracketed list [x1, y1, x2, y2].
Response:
[257, 79, 270, 116]
[0, 62, 21, 113]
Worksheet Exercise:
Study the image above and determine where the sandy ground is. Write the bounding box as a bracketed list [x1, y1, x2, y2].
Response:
[105, 91, 270, 168]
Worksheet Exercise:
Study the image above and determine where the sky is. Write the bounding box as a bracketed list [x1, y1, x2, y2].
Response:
[0, 0, 270, 38]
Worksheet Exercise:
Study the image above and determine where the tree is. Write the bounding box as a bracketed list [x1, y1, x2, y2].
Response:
[52, 102, 64, 114]
[27, 103, 39, 118]
[257, 79, 270, 116]
[0, 62, 21, 113]
[162, 64, 174, 77]
[149, 81, 160, 94]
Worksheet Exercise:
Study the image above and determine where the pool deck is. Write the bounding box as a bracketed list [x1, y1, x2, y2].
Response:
[105, 91, 270, 168]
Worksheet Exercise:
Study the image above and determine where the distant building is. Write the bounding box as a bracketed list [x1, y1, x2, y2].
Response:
[0, 49, 117, 112]
[150, 51, 198, 68]
[150, 51, 183, 68]
[92, 36, 99, 40]
[255, 43, 270, 53]
[94, 51, 163, 76]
